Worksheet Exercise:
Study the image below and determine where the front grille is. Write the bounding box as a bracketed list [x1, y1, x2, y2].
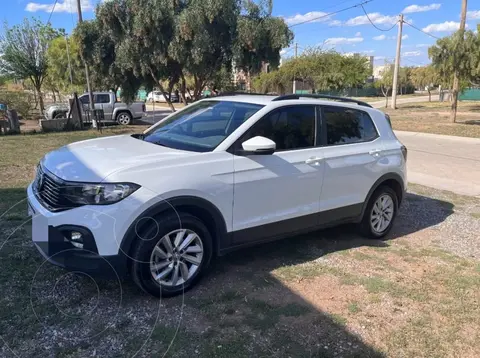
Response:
[34, 165, 78, 212]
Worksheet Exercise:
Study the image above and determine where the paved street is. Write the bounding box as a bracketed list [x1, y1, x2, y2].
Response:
[395, 130, 480, 197]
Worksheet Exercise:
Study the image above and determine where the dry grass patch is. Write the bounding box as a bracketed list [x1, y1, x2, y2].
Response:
[384, 101, 480, 138]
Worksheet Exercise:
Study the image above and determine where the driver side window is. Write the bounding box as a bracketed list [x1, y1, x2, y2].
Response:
[239, 105, 316, 151]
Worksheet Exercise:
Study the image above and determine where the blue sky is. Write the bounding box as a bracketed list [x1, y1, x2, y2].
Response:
[3, 0, 480, 67]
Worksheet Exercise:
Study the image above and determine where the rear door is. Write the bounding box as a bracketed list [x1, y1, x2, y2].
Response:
[319, 105, 383, 213]
[94, 93, 114, 121]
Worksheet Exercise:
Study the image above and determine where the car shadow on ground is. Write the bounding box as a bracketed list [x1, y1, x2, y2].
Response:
[0, 189, 454, 357]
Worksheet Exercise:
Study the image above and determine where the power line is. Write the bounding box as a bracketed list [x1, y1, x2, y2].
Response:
[360, 4, 398, 32]
[47, 0, 59, 25]
[403, 20, 440, 40]
[289, 0, 373, 28]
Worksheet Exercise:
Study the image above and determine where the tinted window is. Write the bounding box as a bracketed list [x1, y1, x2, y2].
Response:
[143, 100, 263, 152]
[79, 95, 89, 105]
[95, 94, 110, 104]
[323, 106, 378, 145]
[241, 105, 315, 151]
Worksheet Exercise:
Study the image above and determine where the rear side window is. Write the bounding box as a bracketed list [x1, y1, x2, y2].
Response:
[323, 106, 378, 146]
[95, 94, 110, 104]
[240, 105, 316, 151]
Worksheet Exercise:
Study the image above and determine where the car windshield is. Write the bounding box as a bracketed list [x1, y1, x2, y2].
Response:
[142, 100, 264, 152]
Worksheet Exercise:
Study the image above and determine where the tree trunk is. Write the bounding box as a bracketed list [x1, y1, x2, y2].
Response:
[52, 90, 57, 103]
[32, 89, 38, 109]
[451, 76, 459, 123]
[180, 75, 187, 107]
[428, 89, 431, 102]
[148, 68, 175, 112]
[36, 86, 45, 112]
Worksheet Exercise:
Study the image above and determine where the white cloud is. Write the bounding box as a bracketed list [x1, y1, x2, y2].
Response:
[402, 34, 409, 40]
[329, 20, 342, 26]
[25, 0, 93, 13]
[422, 21, 468, 33]
[467, 10, 480, 20]
[403, 3, 441, 14]
[284, 11, 330, 26]
[373, 35, 386, 41]
[345, 12, 398, 27]
[416, 43, 431, 48]
[280, 49, 288, 56]
[403, 51, 422, 57]
[355, 32, 361, 37]
[362, 50, 375, 54]
[324, 37, 364, 45]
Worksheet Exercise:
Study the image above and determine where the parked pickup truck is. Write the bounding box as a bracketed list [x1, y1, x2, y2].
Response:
[44, 92, 146, 125]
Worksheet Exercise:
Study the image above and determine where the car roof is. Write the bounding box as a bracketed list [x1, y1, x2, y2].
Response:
[207, 95, 277, 105]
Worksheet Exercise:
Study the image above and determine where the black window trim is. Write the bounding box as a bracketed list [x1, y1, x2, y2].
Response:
[319, 105, 379, 147]
[228, 104, 319, 155]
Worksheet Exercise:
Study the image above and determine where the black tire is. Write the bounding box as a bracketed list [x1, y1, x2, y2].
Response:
[53, 112, 66, 119]
[116, 111, 132, 125]
[130, 212, 213, 297]
[359, 185, 398, 239]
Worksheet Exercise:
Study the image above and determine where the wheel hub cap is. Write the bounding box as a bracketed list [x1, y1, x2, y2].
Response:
[370, 194, 394, 234]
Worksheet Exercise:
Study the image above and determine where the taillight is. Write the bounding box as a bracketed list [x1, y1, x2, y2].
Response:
[401, 145, 407, 161]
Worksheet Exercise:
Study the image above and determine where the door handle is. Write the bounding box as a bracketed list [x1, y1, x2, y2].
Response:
[305, 157, 322, 165]
[369, 149, 382, 157]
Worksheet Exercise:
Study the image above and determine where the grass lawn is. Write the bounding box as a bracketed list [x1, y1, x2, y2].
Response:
[384, 101, 480, 138]
[1, 129, 480, 357]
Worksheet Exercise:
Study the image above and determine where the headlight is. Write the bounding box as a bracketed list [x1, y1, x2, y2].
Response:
[64, 182, 140, 205]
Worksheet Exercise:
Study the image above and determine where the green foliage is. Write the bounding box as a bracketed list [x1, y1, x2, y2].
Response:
[46, 35, 85, 93]
[252, 49, 371, 94]
[0, 90, 34, 119]
[0, 18, 58, 111]
[75, 0, 291, 107]
[234, 1, 293, 74]
[429, 27, 480, 89]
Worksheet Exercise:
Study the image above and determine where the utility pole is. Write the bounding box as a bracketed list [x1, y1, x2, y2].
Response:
[76, 0, 97, 128]
[391, 13, 404, 109]
[450, 0, 468, 123]
[292, 42, 298, 94]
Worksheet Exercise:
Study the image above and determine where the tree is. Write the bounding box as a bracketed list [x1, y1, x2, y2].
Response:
[234, 1, 293, 76]
[374, 63, 394, 108]
[169, 0, 239, 101]
[46, 34, 85, 94]
[410, 65, 438, 102]
[0, 19, 58, 111]
[252, 49, 371, 94]
[429, 25, 480, 122]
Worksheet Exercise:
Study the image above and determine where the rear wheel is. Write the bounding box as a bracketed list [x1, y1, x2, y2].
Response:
[131, 213, 213, 297]
[116, 111, 132, 125]
[360, 186, 398, 239]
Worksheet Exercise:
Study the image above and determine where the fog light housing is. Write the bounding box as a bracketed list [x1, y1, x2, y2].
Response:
[70, 231, 84, 249]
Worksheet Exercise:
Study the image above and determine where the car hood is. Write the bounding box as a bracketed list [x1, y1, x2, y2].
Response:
[42, 135, 192, 182]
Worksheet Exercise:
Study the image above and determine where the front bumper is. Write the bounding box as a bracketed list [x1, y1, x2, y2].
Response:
[27, 183, 157, 277]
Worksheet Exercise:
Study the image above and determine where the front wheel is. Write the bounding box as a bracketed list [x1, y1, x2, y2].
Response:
[130, 213, 213, 297]
[359, 186, 398, 239]
[116, 112, 132, 125]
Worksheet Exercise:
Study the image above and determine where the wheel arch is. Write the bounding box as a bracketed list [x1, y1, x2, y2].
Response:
[114, 109, 133, 121]
[360, 173, 405, 220]
[120, 196, 228, 265]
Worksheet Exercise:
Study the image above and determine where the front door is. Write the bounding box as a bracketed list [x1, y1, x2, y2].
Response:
[231, 105, 325, 244]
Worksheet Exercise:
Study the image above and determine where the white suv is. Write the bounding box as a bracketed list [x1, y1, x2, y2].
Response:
[28, 94, 407, 297]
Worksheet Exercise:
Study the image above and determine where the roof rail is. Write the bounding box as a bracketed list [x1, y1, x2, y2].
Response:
[216, 91, 276, 97]
[272, 94, 373, 108]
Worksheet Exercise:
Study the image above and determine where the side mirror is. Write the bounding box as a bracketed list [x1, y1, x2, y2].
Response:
[241, 136, 276, 155]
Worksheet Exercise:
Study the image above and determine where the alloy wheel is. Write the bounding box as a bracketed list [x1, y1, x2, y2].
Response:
[370, 194, 394, 234]
[149, 229, 204, 287]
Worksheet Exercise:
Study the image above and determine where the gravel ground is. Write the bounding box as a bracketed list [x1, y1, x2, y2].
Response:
[1, 184, 480, 357]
